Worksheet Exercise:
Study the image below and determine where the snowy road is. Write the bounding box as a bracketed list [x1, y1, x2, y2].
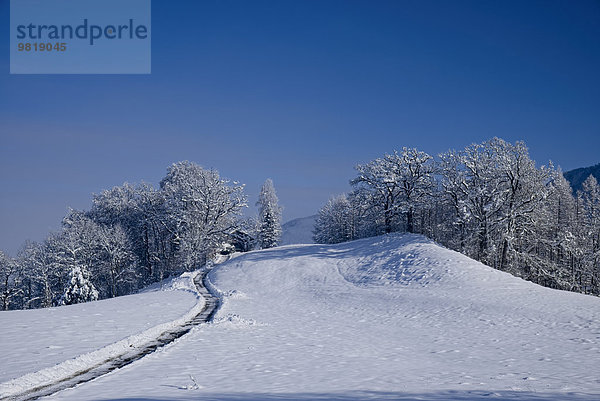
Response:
[39, 234, 600, 401]
[0, 269, 220, 401]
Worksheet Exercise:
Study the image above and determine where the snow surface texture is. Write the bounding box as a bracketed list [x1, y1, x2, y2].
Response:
[35, 234, 600, 400]
[280, 215, 316, 245]
[0, 272, 203, 398]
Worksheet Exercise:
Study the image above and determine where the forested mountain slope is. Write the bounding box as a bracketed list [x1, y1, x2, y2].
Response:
[564, 163, 600, 193]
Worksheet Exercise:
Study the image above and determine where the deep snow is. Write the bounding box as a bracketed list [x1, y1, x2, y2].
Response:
[0, 280, 198, 385]
[0, 272, 206, 401]
[30, 233, 600, 401]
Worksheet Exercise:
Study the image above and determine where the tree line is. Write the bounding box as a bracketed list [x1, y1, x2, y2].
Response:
[314, 138, 600, 295]
[0, 161, 282, 310]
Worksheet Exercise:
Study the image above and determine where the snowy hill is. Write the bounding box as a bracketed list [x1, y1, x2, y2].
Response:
[280, 215, 317, 245]
[2, 234, 600, 400]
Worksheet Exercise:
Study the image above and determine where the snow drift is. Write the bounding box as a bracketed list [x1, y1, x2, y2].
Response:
[8, 234, 600, 400]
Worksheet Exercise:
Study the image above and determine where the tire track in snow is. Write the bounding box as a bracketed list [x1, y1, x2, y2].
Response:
[0, 269, 221, 401]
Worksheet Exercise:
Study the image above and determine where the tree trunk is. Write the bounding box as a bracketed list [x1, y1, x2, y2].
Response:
[500, 238, 509, 271]
[384, 209, 392, 234]
[406, 207, 414, 233]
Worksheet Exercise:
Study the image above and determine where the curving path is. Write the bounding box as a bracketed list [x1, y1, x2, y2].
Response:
[0, 269, 221, 401]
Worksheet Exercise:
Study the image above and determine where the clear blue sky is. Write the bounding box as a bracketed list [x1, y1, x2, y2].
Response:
[1, 0, 599, 254]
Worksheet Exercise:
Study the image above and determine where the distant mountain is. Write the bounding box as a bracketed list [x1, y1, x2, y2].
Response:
[280, 215, 317, 245]
[564, 163, 600, 193]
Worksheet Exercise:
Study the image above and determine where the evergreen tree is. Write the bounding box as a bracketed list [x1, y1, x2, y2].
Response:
[256, 179, 282, 249]
[60, 265, 99, 305]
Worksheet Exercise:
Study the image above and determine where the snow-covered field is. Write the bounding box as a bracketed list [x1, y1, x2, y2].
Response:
[0, 272, 205, 401]
[8, 233, 594, 401]
[0, 280, 198, 385]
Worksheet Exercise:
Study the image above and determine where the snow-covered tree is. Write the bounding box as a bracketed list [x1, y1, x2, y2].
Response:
[492, 139, 551, 272]
[90, 182, 170, 285]
[160, 161, 247, 270]
[0, 250, 23, 310]
[6, 149, 600, 311]
[42, 210, 133, 301]
[529, 168, 580, 290]
[449, 139, 507, 264]
[579, 175, 600, 233]
[548, 169, 578, 234]
[2, 160, 255, 310]
[393, 147, 436, 233]
[16, 240, 60, 309]
[347, 186, 387, 238]
[351, 148, 434, 234]
[256, 179, 282, 249]
[578, 175, 600, 293]
[60, 265, 99, 305]
[436, 138, 550, 270]
[436, 149, 470, 251]
[313, 194, 356, 244]
[95, 224, 137, 298]
[54, 210, 105, 289]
